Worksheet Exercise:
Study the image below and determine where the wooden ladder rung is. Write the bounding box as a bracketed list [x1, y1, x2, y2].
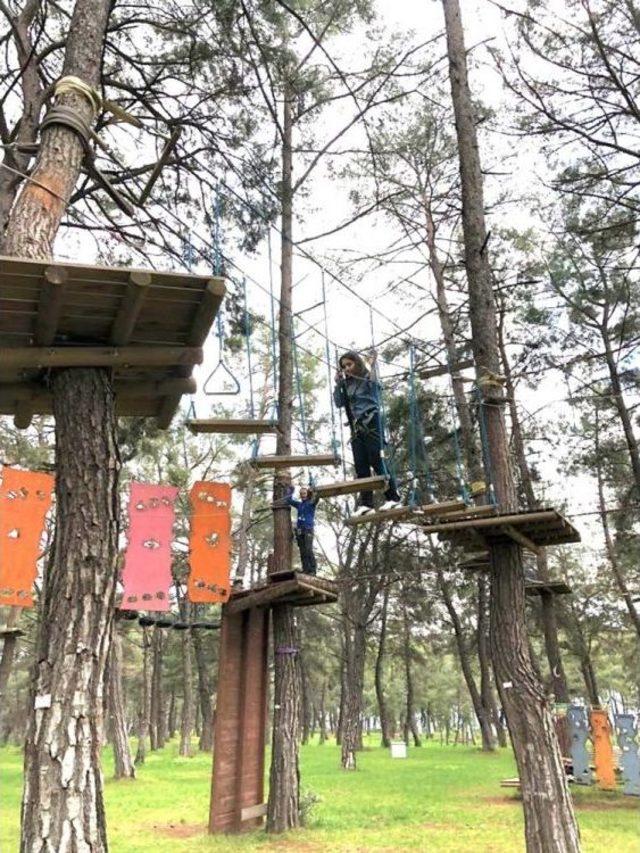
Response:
[187, 418, 278, 435]
[313, 476, 387, 499]
[250, 453, 340, 470]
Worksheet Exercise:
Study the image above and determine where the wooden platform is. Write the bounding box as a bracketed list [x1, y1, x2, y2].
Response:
[0, 627, 24, 639]
[0, 255, 225, 428]
[525, 580, 573, 596]
[187, 418, 278, 435]
[314, 475, 386, 499]
[226, 571, 338, 613]
[345, 498, 479, 528]
[249, 453, 340, 470]
[423, 508, 580, 550]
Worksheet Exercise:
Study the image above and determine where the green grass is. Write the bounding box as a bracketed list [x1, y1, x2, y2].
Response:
[1, 738, 638, 851]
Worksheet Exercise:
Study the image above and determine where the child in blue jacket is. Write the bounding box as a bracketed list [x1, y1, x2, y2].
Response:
[286, 485, 318, 575]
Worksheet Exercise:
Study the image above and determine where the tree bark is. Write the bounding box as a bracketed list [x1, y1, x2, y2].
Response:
[179, 613, 194, 757]
[267, 84, 300, 833]
[442, 3, 580, 847]
[374, 586, 393, 748]
[20, 369, 120, 852]
[299, 651, 311, 746]
[318, 680, 328, 744]
[340, 617, 367, 769]
[108, 626, 135, 779]
[0, 608, 20, 698]
[167, 687, 177, 740]
[135, 626, 152, 764]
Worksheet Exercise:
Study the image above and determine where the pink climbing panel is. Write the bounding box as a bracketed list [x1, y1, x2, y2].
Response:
[0, 467, 54, 608]
[120, 482, 178, 611]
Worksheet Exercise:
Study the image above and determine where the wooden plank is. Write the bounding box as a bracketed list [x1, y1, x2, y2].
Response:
[187, 418, 279, 435]
[525, 581, 572, 596]
[0, 377, 196, 404]
[250, 453, 340, 470]
[186, 278, 225, 347]
[109, 271, 152, 345]
[35, 266, 68, 345]
[345, 504, 417, 527]
[418, 358, 474, 379]
[313, 476, 386, 499]
[500, 524, 541, 555]
[422, 509, 566, 536]
[227, 576, 338, 614]
[240, 803, 268, 822]
[0, 346, 203, 369]
[435, 504, 498, 522]
[420, 500, 467, 517]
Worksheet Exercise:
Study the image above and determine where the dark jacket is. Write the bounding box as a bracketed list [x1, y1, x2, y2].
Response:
[286, 489, 318, 530]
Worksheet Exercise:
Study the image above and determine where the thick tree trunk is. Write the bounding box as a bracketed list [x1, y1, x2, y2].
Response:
[375, 587, 393, 748]
[167, 687, 177, 740]
[135, 626, 152, 764]
[318, 681, 328, 744]
[602, 338, 640, 498]
[192, 621, 214, 751]
[299, 651, 311, 746]
[20, 369, 120, 852]
[442, 4, 579, 846]
[267, 86, 300, 833]
[150, 627, 166, 750]
[109, 626, 135, 779]
[437, 567, 495, 750]
[402, 607, 421, 747]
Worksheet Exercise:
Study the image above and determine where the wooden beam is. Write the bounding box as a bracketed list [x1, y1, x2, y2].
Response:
[313, 475, 386, 499]
[418, 358, 474, 379]
[227, 576, 338, 614]
[250, 453, 340, 470]
[0, 377, 197, 404]
[187, 418, 279, 435]
[420, 500, 467, 517]
[501, 524, 541, 555]
[431, 504, 498, 522]
[138, 127, 182, 205]
[35, 265, 68, 345]
[109, 271, 152, 345]
[0, 346, 203, 369]
[186, 278, 225, 347]
[13, 400, 33, 430]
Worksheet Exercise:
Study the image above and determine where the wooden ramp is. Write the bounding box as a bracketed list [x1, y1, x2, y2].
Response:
[423, 508, 580, 551]
[314, 475, 386, 499]
[0, 255, 224, 428]
[187, 418, 278, 435]
[249, 453, 340, 470]
[226, 571, 338, 613]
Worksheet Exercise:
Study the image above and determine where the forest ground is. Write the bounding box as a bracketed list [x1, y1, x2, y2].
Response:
[1, 737, 638, 851]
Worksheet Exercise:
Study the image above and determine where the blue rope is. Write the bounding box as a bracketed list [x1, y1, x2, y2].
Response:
[407, 343, 420, 507]
[292, 326, 314, 486]
[368, 308, 397, 487]
[212, 188, 223, 276]
[182, 228, 197, 418]
[445, 355, 470, 503]
[474, 387, 497, 505]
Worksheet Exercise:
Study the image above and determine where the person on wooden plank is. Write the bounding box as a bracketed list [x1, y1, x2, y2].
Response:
[286, 485, 318, 575]
[334, 349, 401, 517]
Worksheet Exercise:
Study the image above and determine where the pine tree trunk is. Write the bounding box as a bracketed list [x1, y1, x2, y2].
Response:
[179, 622, 194, 757]
[477, 575, 504, 747]
[192, 622, 214, 751]
[20, 369, 120, 852]
[150, 627, 166, 750]
[167, 687, 177, 740]
[299, 651, 311, 746]
[498, 308, 570, 702]
[135, 626, 152, 765]
[437, 567, 495, 750]
[267, 85, 300, 833]
[109, 626, 135, 779]
[442, 2, 580, 848]
[340, 622, 367, 769]
[318, 681, 327, 744]
[375, 587, 392, 748]
[0, 608, 19, 698]
[402, 608, 421, 747]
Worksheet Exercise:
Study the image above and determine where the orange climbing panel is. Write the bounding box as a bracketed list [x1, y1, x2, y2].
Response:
[188, 481, 232, 604]
[0, 467, 53, 607]
[590, 708, 616, 791]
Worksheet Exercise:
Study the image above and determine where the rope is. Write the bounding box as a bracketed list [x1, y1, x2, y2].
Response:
[322, 273, 339, 458]
[183, 226, 197, 419]
[54, 76, 101, 114]
[408, 343, 419, 507]
[211, 188, 223, 276]
[444, 354, 470, 503]
[292, 325, 313, 486]
[369, 307, 397, 487]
